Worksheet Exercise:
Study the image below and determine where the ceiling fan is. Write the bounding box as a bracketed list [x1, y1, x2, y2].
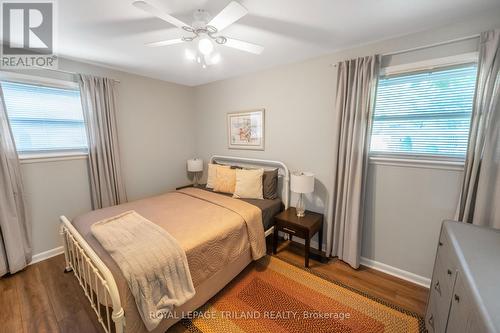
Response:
[132, 0, 264, 68]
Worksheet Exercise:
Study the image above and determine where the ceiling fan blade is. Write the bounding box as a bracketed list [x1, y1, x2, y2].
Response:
[145, 38, 185, 47]
[224, 38, 264, 55]
[208, 1, 248, 32]
[132, 0, 190, 29]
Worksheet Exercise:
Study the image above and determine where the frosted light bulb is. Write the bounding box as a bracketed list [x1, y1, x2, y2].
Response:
[198, 37, 214, 55]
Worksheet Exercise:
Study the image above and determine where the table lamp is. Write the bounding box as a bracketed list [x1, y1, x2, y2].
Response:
[187, 158, 203, 187]
[291, 171, 315, 217]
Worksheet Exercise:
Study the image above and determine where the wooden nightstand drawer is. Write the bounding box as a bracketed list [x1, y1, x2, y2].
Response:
[276, 224, 307, 238]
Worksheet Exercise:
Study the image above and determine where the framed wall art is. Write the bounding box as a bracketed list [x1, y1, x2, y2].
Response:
[227, 109, 265, 150]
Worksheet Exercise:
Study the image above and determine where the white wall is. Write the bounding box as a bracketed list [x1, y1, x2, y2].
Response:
[22, 158, 93, 257]
[17, 58, 195, 256]
[363, 163, 463, 278]
[193, 9, 500, 281]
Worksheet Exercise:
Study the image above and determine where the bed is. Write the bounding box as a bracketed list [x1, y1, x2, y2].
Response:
[59, 155, 290, 333]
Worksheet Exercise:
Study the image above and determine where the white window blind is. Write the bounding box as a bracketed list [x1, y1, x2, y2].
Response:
[2, 81, 88, 154]
[370, 64, 477, 159]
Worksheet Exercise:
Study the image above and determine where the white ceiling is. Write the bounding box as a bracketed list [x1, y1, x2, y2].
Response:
[58, 0, 500, 86]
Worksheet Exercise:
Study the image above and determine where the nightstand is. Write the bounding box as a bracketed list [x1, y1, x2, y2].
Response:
[176, 184, 206, 190]
[273, 207, 324, 267]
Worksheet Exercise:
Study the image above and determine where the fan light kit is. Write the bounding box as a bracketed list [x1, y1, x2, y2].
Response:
[132, 1, 264, 68]
[185, 49, 221, 69]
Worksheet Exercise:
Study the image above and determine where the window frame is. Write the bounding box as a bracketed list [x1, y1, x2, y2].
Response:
[0, 71, 88, 161]
[368, 53, 479, 168]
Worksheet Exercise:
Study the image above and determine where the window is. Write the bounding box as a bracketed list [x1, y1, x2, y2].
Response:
[370, 64, 477, 159]
[2, 80, 87, 155]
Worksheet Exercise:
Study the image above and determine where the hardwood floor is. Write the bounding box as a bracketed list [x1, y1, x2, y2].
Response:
[274, 240, 428, 316]
[0, 242, 428, 333]
[0, 254, 103, 333]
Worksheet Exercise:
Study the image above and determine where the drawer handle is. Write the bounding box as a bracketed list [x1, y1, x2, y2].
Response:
[454, 294, 460, 303]
[447, 269, 452, 276]
[282, 227, 296, 234]
[428, 314, 434, 328]
[434, 281, 441, 294]
[439, 241, 443, 246]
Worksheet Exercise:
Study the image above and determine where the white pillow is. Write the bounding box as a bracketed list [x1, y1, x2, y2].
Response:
[206, 163, 230, 188]
[233, 168, 264, 199]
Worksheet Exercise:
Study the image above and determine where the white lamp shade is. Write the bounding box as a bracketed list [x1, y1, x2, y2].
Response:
[291, 172, 315, 194]
[187, 158, 203, 172]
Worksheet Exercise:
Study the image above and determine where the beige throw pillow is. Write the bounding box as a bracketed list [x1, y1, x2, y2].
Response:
[213, 167, 237, 194]
[233, 169, 264, 199]
[206, 163, 230, 188]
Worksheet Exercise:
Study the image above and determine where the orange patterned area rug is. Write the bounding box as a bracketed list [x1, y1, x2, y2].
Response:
[181, 256, 425, 333]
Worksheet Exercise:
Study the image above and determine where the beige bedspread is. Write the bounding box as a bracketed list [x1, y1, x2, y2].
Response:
[71, 187, 266, 333]
[177, 188, 266, 260]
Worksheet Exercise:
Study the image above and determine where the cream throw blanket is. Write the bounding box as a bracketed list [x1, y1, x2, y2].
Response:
[91, 211, 195, 331]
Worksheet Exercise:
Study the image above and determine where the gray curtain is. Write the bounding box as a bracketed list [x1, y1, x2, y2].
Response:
[79, 75, 127, 209]
[457, 30, 500, 228]
[326, 55, 380, 269]
[0, 85, 32, 277]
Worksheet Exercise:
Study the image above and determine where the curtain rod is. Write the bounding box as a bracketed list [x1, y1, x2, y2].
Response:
[381, 34, 480, 57]
[32, 66, 121, 83]
[330, 34, 480, 67]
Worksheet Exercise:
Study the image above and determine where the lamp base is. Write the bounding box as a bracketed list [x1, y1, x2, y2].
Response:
[296, 193, 306, 217]
[192, 172, 200, 187]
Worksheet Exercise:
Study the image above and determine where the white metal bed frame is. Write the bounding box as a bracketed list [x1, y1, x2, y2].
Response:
[59, 155, 290, 333]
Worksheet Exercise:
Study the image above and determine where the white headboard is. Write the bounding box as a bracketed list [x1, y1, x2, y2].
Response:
[209, 155, 290, 209]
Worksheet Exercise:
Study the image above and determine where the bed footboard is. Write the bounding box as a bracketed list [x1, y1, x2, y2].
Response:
[59, 216, 125, 333]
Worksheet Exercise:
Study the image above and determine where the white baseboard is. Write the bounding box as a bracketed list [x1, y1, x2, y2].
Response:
[360, 257, 431, 288]
[31, 246, 64, 265]
[279, 232, 430, 288]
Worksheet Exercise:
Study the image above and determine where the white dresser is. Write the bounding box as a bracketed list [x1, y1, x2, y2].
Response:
[425, 220, 500, 333]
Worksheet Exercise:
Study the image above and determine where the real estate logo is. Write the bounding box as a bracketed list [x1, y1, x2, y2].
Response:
[1, 0, 57, 69]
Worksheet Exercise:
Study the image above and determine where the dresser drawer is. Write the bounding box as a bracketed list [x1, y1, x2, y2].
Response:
[431, 252, 456, 329]
[426, 294, 442, 333]
[427, 221, 499, 333]
[426, 228, 458, 332]
[436, 231, 457, 288]
[434, 250, 456, 306]
[437, 229, 452, 256]
[446, 274, 469, 333]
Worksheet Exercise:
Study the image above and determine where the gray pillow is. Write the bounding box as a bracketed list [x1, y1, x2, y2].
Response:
[263, 169, 278, 199]
[216, 162, 243, 169]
